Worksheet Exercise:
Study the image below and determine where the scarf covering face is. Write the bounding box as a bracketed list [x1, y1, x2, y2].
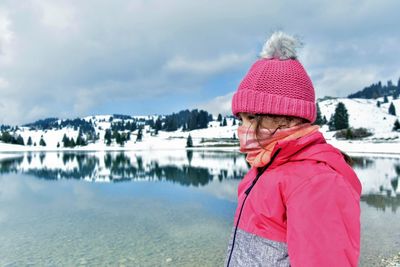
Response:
[237, 122, 320, 168]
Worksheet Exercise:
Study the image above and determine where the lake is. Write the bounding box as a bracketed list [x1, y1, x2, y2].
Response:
[0, 150, 399, 266]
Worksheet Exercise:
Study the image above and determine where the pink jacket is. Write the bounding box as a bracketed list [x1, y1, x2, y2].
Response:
[225, 130, 362, 267]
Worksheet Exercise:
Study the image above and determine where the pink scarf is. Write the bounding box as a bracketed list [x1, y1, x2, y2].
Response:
[237, 122, 320, 167]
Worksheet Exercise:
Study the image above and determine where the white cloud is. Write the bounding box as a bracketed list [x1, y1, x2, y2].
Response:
[0, 11, 14, 65]
[312, 66, 385, 98]
[0, 77, 9, 88]
[195, 91, 234, 117]
[164, 52, 253, 75]
[35, 0, 77, 31]
[0, 0, 399, 125]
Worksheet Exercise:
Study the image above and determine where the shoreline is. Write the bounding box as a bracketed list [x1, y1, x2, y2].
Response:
[2, 135, 400, 157]
[1, 143, 400, 158]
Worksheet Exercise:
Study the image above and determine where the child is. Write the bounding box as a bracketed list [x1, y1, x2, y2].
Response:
[224, 31, 362, 267]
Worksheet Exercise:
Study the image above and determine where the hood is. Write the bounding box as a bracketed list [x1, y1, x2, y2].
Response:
[268, 130, 362, 197]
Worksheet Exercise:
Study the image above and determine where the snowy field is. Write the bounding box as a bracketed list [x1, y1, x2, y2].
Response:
[1, 96, 400, 155]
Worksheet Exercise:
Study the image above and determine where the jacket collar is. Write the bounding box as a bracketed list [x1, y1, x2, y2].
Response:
[265, 130, 362, 196]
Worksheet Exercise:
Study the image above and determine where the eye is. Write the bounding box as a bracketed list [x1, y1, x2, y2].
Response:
[248, 115, 255, 120]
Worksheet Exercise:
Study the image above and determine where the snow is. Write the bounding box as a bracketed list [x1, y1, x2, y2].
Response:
[1, 97, 400, 154]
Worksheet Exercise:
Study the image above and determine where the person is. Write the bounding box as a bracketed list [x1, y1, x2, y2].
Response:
[224, 31, 362, 267]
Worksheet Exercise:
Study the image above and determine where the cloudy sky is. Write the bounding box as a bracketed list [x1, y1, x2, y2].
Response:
[0, 0, 399, 125]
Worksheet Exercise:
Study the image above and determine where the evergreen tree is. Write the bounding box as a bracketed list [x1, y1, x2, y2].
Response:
[186, 134, 193, 147]
[333, 102, 349, 130]
[323, 115, 327, 124]
[232, 119, 236, 126]
[136, 128, 143, 142]
[27, 136, 32, 146]
[198, 110, 209, 128]
[328, 115, 335, 131]
[39, 136, 46, 146]
[376, 100, 381, 108]
[383, 95, 389, 103]
[0, 131, 12, 143]
[222, 117, 227, 126]
[62, 134, 70, 147]
[76, 129, 87, 146]
[115, 132, 123, 145]
[314, 103, 324, 125]
[389, 102, 396, 116]
[155, 117, 162, 132]
[393, 119, 400, 131]
[217, 114, 222, 122]
[16, 135, 24, 145]
[70, 138, 76, 147]
[329, 102, 349, 131]
[104, 129, 112, 146]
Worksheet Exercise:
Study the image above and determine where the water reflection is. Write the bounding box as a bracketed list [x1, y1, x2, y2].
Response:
[0, 151, 248, 187]
[0, 151, 399, 266]
[0, 152, 399, 205]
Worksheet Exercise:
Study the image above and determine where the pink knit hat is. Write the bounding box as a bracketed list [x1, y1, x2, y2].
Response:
[232, 31, 316, 123]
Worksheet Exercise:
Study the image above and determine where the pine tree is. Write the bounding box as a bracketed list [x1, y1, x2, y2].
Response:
[136, 128, 143, 142]
[115, 132, 123, 145]
[62, 134, 70, 147]
[217, 114, 222, 122]
[222, 117, 227, 126]
[330, 102, 349, 130]
[75, 129, 87, 146]
[328, 115, 335, 131]
[16, 135, 24, 145]
[314, 103, 324, 125]
[383, 95, 389, 103]
[70, 138, 76, 147]
[334, 102, 349, 130]
[39, 136, 46, 146]
[186, 134, 193, 147]
[104, 129, 112, 146]
[232, 119, 236, 126]
[0, 131, 12, 143]
[393, 119, 400, 131]
[27, 136, 32, 146]
[155, 117, 162, 132]
[389, 102, 396, 116]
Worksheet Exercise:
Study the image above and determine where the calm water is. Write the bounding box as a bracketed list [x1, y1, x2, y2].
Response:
[0, 150, 399, 267]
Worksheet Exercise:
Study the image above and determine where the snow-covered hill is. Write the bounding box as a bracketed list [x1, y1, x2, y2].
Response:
[1, 96, 400, 154]
[319, 95, 400, 140]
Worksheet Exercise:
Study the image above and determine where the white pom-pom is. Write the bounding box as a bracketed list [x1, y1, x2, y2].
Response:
[259, 31, 303, 60]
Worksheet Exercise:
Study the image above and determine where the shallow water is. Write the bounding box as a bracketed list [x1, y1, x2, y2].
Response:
[0, 150, 399, 266]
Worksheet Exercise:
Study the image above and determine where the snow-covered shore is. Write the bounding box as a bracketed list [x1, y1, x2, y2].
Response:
[1, 133, 400, 157]
[1, 96, 400, 155]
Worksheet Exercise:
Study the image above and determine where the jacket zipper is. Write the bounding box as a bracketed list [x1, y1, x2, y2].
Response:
[226, 147, 282, 267]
